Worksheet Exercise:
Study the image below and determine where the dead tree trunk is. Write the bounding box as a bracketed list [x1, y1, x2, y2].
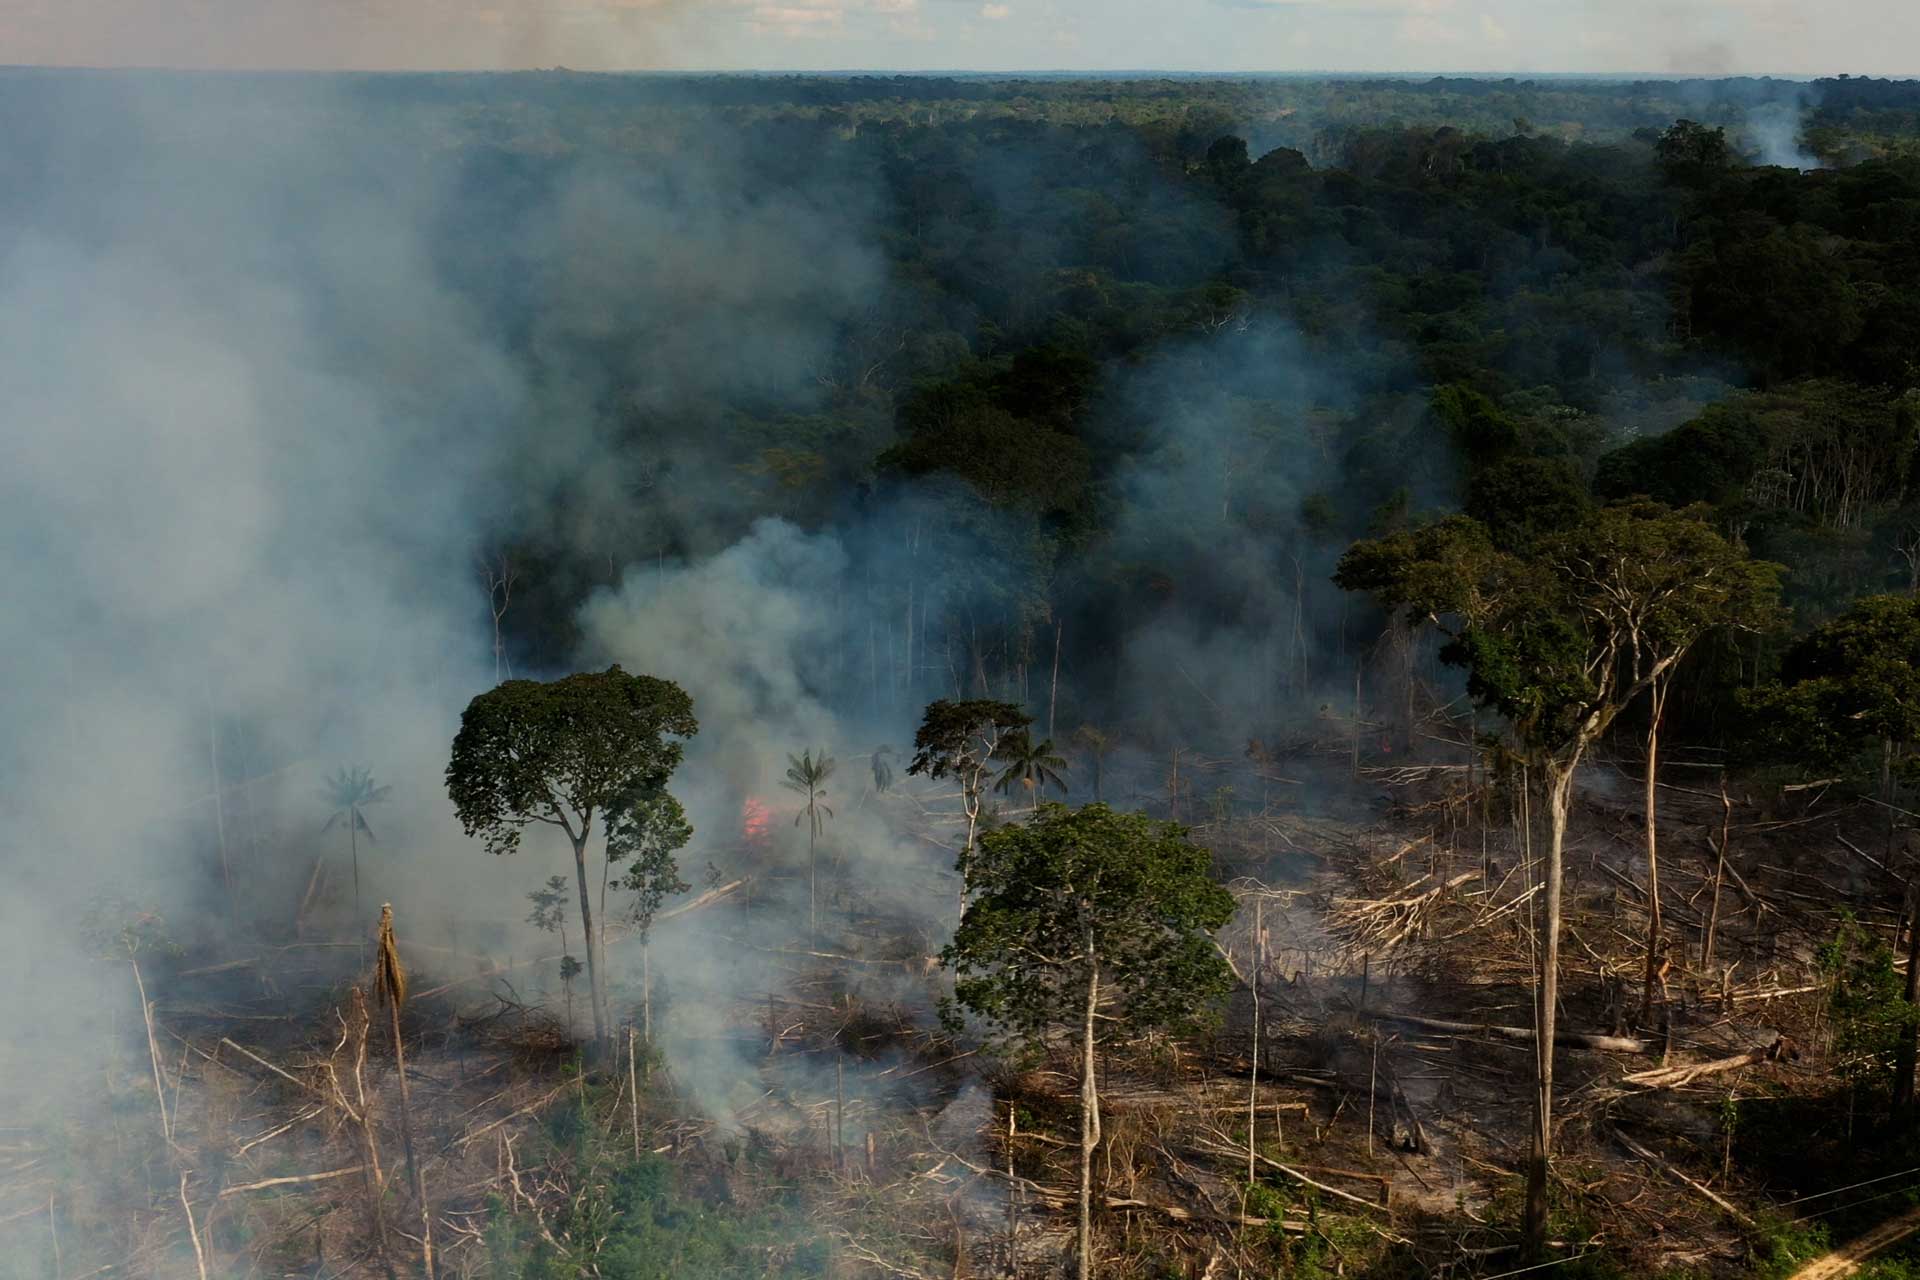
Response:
[340, 989, 393, 1275]
[1640, 675, 1670, 1025]
[1885, 737, 1900, 862]
[206, 681, 232, 919]
[629, 1025, 642, 1160]
[1524, 760, 1575, 1257]
[1248, 897, 1262, 1188]
[1702, 774, 1732, 969]
[1078, 947, 1102, 1280]
[130, 955, 172, 1148]
[1049, 619, 1062, 742]
[1351, 663, 1363, 780]
[377, 906, 436, 1280]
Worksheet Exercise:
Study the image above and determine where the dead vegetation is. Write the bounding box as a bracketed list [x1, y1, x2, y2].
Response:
[7, 733, 1920, 1279]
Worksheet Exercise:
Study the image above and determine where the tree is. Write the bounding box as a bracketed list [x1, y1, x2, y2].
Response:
[526, 876, 579, 1035]
[1749, 595, 1920, 1110]
[907, 699, 1032, 872]
[322, 766, 390, 934]
[1655, 119, 1732, 186]
[611, 785, 692, 1042]
[1335, 503, 1778, 1254]
[782, 749, 837, 944]
[994, 730, 1069, 812]
[870, 745, 895, 794]
[447, 666, 697, 1050]
[1752, 594, 1920, 778]
[941, 804, 1234, 1280]
[1557, 504, 1781, 1023]
[479, 549, 519, 685]
[1071, 725, 1110, 802]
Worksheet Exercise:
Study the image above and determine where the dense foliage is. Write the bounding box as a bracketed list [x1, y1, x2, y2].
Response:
[5, 71, 1920, 740]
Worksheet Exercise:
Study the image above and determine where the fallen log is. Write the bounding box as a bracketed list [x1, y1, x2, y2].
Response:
[448, 1084, 573, 1152]
[174, 958, 259, 979]
[219, 1166, 368, 1198]
[1191, 1140, 1393, 1214]
[643, 878, 750, 929]
[295, 856, 328, 937]
[1097, 1196, 1309, 1232]
[1620, 1036, 1793, 1090]
[1367, 1012, 1650, 1053]
[1615, 1130, 1753, 1226]
[219, 1038, 321, 1095]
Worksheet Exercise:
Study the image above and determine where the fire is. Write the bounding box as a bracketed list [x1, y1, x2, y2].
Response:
[741, 796, 771, 844]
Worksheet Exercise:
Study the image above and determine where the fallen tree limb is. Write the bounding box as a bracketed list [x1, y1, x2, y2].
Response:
[1367, 1012, 1649, 1054]
[1096, 1196, 1308, 1232]
[219, 1038, 321, 1095]
[219, 1166, 368, 1198]
[449, 1084, 573, 1152]
[716, 937, 932, 971]
[1615, 1130, 1753, 1226]
[644, 878, 750, 929]
[1620, 1037, 1792, 1090]
[1190, 1139, 1398, 1216]
[174, 958, 259, 979]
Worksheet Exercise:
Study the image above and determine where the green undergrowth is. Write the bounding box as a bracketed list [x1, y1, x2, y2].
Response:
[483, 1148, 828, 1280]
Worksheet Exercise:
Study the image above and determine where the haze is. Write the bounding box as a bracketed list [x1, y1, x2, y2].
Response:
[3, 0, 1914, 77]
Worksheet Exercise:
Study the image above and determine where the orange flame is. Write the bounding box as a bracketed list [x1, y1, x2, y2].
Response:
[741, 796, 771, 843]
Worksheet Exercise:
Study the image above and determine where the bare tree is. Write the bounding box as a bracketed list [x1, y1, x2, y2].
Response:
[479, 550, 518, 685]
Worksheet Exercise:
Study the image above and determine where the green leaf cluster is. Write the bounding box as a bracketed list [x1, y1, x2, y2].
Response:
[941, 803, 1235, 1051]
[447, 665, 698, 856]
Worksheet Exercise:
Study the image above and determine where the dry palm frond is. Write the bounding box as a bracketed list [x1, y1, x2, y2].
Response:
[376, 904, 407, 1009]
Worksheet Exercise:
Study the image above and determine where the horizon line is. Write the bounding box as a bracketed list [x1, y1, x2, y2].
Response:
[1, 64, 1912, 81]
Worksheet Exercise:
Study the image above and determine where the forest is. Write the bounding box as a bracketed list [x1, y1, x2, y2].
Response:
[3, 67, 1920, 1278]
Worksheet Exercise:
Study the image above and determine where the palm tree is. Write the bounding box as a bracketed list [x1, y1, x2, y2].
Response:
[322, 766, 390, 930]
[782, 750, 836, 944]
[996, 731, 1069, 813]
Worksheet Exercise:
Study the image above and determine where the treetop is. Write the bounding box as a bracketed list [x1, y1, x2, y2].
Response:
[942, 803, 1235, 1048]
[446, 665, 697, 856]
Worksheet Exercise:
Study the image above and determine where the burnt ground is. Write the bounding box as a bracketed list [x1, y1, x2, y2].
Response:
[4, 745, 1919, 1278]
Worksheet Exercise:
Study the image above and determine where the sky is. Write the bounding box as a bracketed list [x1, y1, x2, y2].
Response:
[0, 0, 1912, 76]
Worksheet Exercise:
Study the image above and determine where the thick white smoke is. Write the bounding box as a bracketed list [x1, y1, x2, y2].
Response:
[0, 74, 900, 1116]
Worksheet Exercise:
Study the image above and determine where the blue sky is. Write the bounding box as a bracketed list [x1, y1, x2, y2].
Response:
[2, 0, 1912, 76]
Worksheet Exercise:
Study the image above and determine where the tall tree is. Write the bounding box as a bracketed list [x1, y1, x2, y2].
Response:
[447, 666, 697, 1050]
[908, 699, 1032, 879]
[942, 804, 1234, 1280]
[994, 730, 1069, 812]
[322, 766, 390, 932]
[1336, 502, 1777, 1254]
[1555, 503, 1781, 1022]
[783, 749, 837, 944]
